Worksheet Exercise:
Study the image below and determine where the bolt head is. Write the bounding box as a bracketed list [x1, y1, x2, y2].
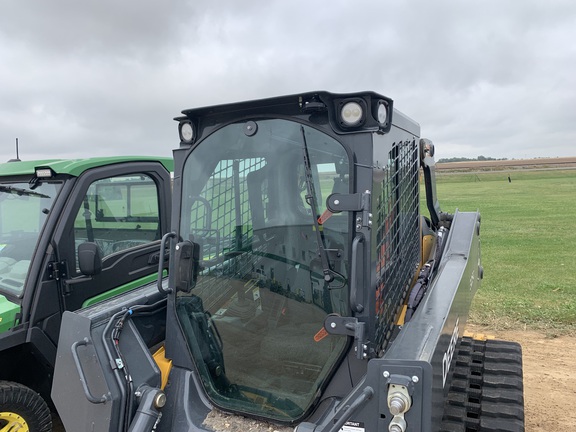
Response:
[383, 371, 390, 378]
[154, 392, 167, 409]
[330, 322, 337, 329]
[389, 397, 406, 416]
[412, 375, 419, 383]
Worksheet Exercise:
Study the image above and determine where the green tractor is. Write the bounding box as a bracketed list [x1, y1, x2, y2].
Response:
[52, 91, 524, 432]
[0, 157, 172, 431]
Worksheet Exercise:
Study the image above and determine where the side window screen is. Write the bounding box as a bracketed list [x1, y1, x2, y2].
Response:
[73, 174, 160, 269]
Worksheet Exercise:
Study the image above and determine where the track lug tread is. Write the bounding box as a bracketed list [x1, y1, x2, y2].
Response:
[439, 337, 525, 432]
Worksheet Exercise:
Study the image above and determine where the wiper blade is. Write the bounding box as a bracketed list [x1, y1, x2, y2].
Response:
[0, 185, 50, 199]
[300, 126, 336, 284]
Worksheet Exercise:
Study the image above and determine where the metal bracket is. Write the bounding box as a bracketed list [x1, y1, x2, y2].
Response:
[324, 315, 368, 360]
[48, 261, 67, 281]
[327, 193, 363, 212]
[327, 191, 372, 231]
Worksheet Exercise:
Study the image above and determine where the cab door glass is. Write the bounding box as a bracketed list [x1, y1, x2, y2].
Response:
[73, 174, 160, 271]
[0, 182, 60, 296]
[177, 119, 351, 422]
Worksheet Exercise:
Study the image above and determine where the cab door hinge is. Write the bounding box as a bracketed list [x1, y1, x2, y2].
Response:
[324, 314, 370, 360]
[48, 261, 68, 282]
[326, 191, 372, 231]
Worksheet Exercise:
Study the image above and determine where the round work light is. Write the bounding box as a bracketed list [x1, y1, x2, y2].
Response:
[377, 102, 388, 124]
[179, 121, 194, 143]
[340, 101, 364, 127]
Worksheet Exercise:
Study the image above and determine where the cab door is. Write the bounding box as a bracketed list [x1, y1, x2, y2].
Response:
[53, 162, 171, 312]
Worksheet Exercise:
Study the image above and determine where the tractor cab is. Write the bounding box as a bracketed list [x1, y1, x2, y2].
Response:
[165, 91, 419, 423]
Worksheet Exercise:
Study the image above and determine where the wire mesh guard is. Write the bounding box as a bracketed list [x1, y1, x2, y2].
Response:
[374, 139, 420, 352]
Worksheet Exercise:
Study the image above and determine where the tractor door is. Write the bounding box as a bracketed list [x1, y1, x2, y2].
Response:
[49, 162, 171, 312]
[171, 119, 352, 423]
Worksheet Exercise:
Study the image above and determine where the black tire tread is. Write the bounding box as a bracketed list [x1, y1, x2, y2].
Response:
[440, 337, 525, 432]
[0, 380, 52, 432]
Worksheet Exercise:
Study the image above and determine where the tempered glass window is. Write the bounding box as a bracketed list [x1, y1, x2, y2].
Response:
[0, 182, 60, 296]
[73, 174, 160, 270]
[177, 119, 351, 422]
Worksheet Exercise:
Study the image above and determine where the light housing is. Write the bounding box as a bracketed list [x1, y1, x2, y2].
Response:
[34, 167, 55, 178]
[179, 121, 195, 144]
[338, 99, 367, 128]
[377, 101, 388, 124]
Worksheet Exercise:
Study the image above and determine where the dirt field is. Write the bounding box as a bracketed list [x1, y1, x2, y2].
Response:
[466, 325, 576, 431]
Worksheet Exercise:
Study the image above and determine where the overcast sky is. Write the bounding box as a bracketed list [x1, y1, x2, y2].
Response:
[1, 0, 575, 162]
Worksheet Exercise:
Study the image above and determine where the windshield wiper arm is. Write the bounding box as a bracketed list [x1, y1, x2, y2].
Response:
[0, 185, 50, 199]
[300, 126, 335, 284]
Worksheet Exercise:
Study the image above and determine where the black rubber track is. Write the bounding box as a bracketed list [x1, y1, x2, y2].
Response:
[0, 381, 52, 432]
[440, 337, 525, 432]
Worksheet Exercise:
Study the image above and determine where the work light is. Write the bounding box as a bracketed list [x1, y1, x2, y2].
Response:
[377, 101, 388, 124]
[179, 121, 194, 143]
[340, 101, 364, 127]
[34, 168, 55, 178]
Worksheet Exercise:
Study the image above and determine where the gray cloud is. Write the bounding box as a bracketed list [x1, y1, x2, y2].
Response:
[1, 0, 575, 162]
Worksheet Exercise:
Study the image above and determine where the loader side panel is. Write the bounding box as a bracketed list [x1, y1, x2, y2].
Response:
[297, 210, 482, 432]
[51, 283, 166, 432]
[380, 209, 482, 430]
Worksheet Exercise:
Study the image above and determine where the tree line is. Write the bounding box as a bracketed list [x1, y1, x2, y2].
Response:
[437, 156, 508, 163]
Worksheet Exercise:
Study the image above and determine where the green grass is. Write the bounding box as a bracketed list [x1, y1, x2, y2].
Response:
[431, 169, 576, 335]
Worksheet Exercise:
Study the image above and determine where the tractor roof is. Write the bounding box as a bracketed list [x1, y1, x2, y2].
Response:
[0, 156, 173, 178]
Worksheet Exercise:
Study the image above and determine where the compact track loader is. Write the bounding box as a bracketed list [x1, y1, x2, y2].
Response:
[51, 91, 524, 432]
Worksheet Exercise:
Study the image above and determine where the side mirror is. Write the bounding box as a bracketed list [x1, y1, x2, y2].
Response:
[174, 240, 200, 293]
[78, 242, 102, 276]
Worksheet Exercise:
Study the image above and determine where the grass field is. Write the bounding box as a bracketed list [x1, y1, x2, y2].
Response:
[430, 169, 576, 335]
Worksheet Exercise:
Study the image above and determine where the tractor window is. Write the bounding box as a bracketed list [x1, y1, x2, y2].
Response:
[73, 174, 160, 270]
[177, 119, 350, 422]
[0, 181, 61, 296]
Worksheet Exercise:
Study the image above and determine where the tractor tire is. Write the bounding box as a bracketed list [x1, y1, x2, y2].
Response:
[440, 337, 525, 432]
[0, 381, 52, 432]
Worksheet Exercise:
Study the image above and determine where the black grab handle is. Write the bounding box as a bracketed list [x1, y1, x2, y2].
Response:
[349, 234, 365, 313]
[71, 338, 110, 404]
[157, 231, 177, 295]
